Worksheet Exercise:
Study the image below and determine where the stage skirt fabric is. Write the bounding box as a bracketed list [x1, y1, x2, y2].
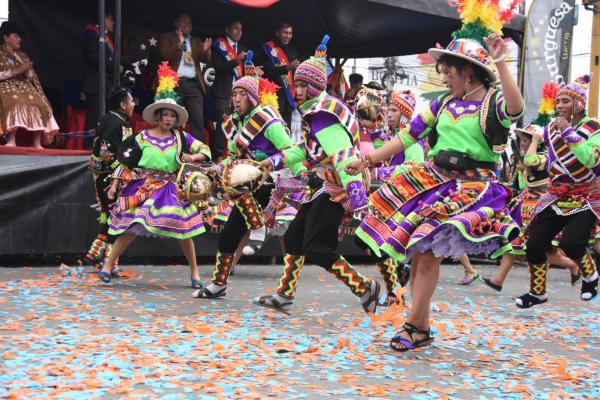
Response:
[356, 162, 519, 262]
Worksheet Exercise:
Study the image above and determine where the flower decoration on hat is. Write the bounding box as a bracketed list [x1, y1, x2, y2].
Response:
[428, 0, 523, 82]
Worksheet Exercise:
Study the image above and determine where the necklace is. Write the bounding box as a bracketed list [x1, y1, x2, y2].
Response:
[462, 83, 484, 101]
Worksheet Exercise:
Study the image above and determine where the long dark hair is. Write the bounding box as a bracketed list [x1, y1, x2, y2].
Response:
[435, 54, 492, 88]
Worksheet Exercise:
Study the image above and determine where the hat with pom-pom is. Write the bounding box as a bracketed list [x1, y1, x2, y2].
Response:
[232, 50, 281, 110]
[232, 50, 260, 107]
[294, 35, 329, 99]
[558, 73, 592, 114]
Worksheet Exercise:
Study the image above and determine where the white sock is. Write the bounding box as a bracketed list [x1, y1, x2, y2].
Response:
[583, 271, 599, 283]
[206, 282, 225, 294]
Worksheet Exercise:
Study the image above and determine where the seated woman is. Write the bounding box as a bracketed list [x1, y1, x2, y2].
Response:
[98, 62, 212, 286]
[0, 21, 58, 148]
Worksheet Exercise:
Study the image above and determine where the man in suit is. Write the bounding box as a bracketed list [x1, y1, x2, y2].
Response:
[259, 22, 300, 127]
[159, 13, 212, 141]
[211, 20, 246, 162]
[82, 14, 116, 131]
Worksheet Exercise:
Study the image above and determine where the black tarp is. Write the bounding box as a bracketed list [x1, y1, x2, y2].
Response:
[0, 156, 362, 257]
[10, 0, 525, 90]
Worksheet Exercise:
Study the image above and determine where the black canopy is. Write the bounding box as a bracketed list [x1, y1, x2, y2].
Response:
[10, 0, 524, 90]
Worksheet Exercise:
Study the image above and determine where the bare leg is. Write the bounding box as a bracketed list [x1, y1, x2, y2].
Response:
[408, 251, 442, 328]
[179, 238, 200, 281]
[231, 231, 251, 274]
[460, 255, 477, 276]
[547, 249, 578, 275]
[594, 240, 600, 254]
[489, 253, 515, 287]
[31, 132, 43, 148]
[5, 131, 16, 147]
[101, 233, 136, 274]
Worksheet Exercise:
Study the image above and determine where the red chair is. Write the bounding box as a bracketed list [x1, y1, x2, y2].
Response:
[64, 105, 86, 150]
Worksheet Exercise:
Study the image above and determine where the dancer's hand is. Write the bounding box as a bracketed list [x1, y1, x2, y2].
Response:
[555, 116, 571, 132]
[107, 186, 117, 200]
[259, 159, 273, 172]
[484, 33, 508, 61]
[345, 159, 364, 176]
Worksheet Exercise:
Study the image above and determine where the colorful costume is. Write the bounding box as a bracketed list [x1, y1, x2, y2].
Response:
[85, 106, 133, 264]
[254, 36, 381, 315]
[356, 87, 521, 263]
[108, 63, 212, 240]
[517, 74, 600, 308]
[506, 82, 558, 256]
[193, 52, 301, 299]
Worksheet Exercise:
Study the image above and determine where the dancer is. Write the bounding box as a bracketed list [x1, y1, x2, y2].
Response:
[516, 74, 600, 308]
[85, 87, 134, 270]
[481, 82, 580, 292]
[254, 36, 381, 315]
[345, 0, 524, 351]
[98, 62, 212, 286]
[193, 51, 303, 299]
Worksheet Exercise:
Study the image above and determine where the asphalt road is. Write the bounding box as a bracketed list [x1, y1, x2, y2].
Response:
[0, 261, 598, 399]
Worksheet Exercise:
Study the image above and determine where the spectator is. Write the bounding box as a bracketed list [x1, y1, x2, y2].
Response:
[159, 13, 212, 142]
[343, 73, 363, 103]
[259, 21, 300, 127]
[82, 13, 116, 130]
[211, 20, 246, 162]
[0, 21, 58, 148]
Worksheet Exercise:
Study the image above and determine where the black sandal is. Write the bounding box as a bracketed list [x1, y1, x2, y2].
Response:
[515, 292, 547, 309]
[581, 277, 598, 301]
[192, 286, 226, 299]
[390, 322, 434, 352]
[480, 277, 502, 292]
[361, 280, 381, 314]
[253, 295, 292, 315]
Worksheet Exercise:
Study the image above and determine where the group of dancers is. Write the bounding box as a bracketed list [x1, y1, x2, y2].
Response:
[83, 0, 599, 352]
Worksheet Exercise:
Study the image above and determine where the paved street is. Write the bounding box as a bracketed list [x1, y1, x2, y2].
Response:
[0, 262, 598, 399]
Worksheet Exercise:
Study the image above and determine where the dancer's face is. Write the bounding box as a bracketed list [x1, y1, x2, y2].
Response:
[294, 81, 308, 105]
[555, 94, 574, 121]
[387, 104, 402, 129]
[120, 93, 135, 118]
[157, 109, 177, 130]
[520, 135, 531, 153]
[440, 64, 468, 99]
[232, 88, 251, 116]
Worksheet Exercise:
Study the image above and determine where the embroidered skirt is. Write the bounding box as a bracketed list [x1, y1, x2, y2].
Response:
[355, 162, 519, 262]
[109, 168, 210, 239]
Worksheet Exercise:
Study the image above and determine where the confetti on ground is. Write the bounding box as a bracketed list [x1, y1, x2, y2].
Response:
[0, 263, 598, 399]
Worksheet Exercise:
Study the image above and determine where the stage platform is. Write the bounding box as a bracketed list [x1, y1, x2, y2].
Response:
[0, 154, 363, 258]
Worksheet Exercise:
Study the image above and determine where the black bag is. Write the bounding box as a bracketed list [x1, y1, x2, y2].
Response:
[433, 150, 472, 172]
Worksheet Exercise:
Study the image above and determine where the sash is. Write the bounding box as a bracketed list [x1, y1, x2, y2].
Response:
[213, 37, 242, 80]
[84, 24, 115, 58]
[262, 41, 295, 107]
[547, 122, 596, 183]
[222, 105, 282, 153]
